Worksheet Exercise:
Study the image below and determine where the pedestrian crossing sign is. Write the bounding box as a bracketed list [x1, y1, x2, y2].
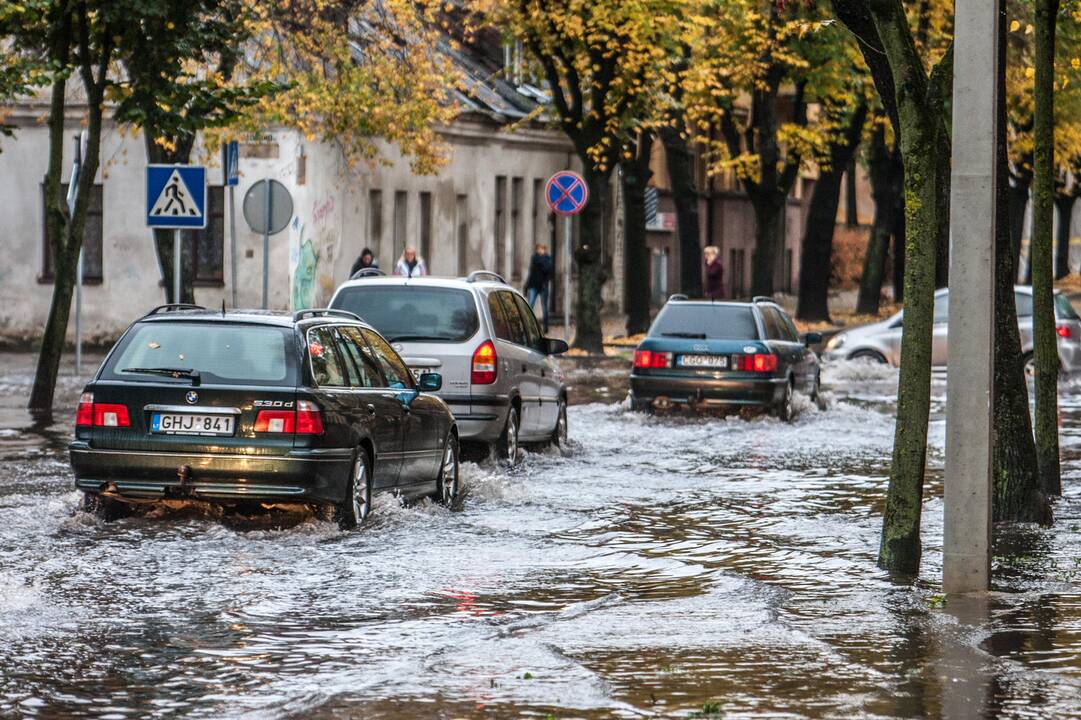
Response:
[146, 165, 207, 228]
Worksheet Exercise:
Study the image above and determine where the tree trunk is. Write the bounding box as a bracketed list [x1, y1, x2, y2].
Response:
[892, 204, 906, 302]
[750, 193, 785, 298]
[572, 168, 610, 354]
[858, 124, 899, 315]
[1009, 168, 1032, 283]
[845, 156, 859, 227]
[659, 125, 702, 297]
[867, 0, 946, 575]
[798, 102, 868, 322]
[1055, 193, 1074, 279]
[993, 9, 1051, 525]
[622, 134, 653, 335]
[1032, 0, 1062, 496]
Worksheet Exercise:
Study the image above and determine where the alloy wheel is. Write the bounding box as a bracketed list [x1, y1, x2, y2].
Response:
[351, 456, 371, 523]
[554, 402, 568, 446]
[441, 437, 459, 507]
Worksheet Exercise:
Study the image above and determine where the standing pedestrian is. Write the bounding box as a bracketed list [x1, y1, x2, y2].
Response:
[703, 245, 724, 300]
[524, 243, 554, 332]
[350, 247, 379, 277]
[395, 246, 428, 278]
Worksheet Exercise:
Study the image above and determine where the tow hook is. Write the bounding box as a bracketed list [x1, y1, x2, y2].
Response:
[652, 396, 673, 412]
[175, 465, 193, 498]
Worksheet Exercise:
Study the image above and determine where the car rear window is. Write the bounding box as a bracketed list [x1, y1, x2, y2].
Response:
[331, 286, 480, 343]
[101, 322, 297, 386]
[649, 305, 759, 340]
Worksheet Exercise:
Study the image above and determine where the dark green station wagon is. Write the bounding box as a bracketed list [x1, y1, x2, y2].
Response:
[69, 304, 459, 527]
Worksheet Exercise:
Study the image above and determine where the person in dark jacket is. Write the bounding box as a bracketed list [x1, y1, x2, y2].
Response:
[524, 243, 554, 332]
[350, 247, 379, 277]
[703, 245, 724, 300]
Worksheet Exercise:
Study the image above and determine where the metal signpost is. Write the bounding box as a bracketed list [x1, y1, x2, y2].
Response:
[222, 141, 240, 307]
[146, 165, 208, 304]
[70, 131, 87, 374]
[242, 178, 293, 309]
[544, 171, 589, 340]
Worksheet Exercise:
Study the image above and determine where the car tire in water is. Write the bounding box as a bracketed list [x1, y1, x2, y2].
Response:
[849, 350, 888, 364]
[435, 433, 460, 509]
[773, 380, 794, 422]
[81, 492, 127, 522]
[336, 449, 373, 530]
[551, 399, 568, 447]
[496, 406, 521, 466]
[810, 371, 826, 410]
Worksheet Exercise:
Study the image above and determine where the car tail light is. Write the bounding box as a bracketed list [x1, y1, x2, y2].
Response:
[93, 403, 131, 427]
[296, 400, 324, 435]
[75, 393, 131, 427]
[736, 353, 778, 372]
[633, 350, 673, 369]
[472, 340, 498, 384]
[75, 392, 94, 426]
[255, 401, 324, 435]
[1057, 324, 1072, 339]
[254, 410, 295, 433]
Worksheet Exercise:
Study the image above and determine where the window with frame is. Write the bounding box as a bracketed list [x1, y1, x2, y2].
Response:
[419, 191, 432, 267]
[511, 292, 543, 350]
[41, 183, 103, 283]
[180, 185, 224, 284]
[495, 176, 507, 274]
[307, 327, 347, 387]
[360, 328, 414, 388]
[339, 326, 384, 388]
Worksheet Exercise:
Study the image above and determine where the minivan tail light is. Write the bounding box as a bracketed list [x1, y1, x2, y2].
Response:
[633, 350, 672, 369]
[472, 340, 498, 384]
[296, 400, 324, 435]
[1057, 324, 1072, 339]
[75, 392, 94, 426]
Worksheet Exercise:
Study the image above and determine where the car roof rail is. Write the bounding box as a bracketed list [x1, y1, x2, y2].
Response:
[349, 268, 386, 280]
[292, 308, 363, 323]
[144, 303, 206, 316]
[752, 295, 776, 304]
[667, 293, 689, 302]
[466, 270, 506, 284]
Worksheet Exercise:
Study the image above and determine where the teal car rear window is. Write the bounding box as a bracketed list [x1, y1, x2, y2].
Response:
[649, 305, 760, 340]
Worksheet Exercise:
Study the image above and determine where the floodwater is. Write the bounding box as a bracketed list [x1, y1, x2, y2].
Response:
[1, 352, 1080, 718]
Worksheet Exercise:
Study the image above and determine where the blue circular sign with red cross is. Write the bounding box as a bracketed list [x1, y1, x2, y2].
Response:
[545, 171, 589, 216]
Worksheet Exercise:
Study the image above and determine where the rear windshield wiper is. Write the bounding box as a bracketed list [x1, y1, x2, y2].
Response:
[388, 334, 457, 342]
[660, 332, 707, 339]
[121, 367, 202, 386]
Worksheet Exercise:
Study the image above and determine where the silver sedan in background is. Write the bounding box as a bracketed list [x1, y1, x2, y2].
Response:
[823, 286, 1081, 375]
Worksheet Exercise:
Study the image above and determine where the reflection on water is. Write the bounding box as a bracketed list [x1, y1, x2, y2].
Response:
[0, 353, 1079, 718]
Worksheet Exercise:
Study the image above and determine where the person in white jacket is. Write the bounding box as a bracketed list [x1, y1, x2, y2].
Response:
[395, 246, 428, 278]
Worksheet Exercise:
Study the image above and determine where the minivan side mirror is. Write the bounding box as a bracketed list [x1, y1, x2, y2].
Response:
[803, 332, 823, 346]
[543, 338, 569, 355]
[418, 372, 442, 392]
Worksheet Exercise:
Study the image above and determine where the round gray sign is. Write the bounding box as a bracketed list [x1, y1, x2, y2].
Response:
[242, 179, 293, 235]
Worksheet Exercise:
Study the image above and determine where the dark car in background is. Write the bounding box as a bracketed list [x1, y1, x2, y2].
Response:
[69, 305, 459, 527]
[629, 296, 822, 420]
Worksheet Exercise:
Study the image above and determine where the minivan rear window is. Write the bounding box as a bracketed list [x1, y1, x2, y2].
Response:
[102, 322, 296, 386]
[1055, 294, 1080, 320]
[332, 286, 480, 343]
[649, 305, 759, 340]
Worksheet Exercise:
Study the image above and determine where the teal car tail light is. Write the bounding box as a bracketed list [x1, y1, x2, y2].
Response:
[633, 350, 673, 369]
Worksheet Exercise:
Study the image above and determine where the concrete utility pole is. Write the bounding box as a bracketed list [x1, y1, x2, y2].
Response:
[943, 0, 1002, 593]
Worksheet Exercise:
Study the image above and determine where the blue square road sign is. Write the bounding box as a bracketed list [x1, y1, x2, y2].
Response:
[146, 165, 207, 228]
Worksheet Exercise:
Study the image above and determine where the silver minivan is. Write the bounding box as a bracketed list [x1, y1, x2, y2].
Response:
[328, 271, 568, 462]
[823, 286, 1081, 374]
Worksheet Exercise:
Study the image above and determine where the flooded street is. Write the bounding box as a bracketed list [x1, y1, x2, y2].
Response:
[1, 353, 1080, 718]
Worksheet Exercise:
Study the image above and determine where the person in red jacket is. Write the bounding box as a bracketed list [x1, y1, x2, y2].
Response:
[703, 245, 724, 299]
